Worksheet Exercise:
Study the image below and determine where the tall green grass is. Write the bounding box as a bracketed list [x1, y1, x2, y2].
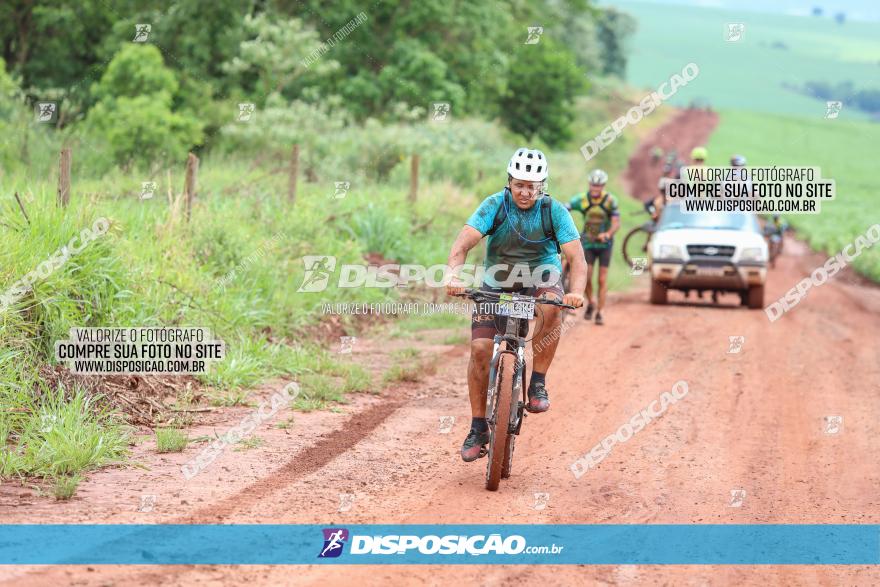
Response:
[0, 386, 129, 478]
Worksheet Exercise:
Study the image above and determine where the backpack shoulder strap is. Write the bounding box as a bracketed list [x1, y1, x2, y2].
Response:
[598, 193, 612, 217]
[540, 195, 561, 254]
[485, 191, 509, 236]
[586, 193, 613, 218]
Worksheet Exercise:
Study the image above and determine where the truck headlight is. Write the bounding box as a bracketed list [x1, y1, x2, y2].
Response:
[740, 247, 765, 261]
[658, 244, 684, 259]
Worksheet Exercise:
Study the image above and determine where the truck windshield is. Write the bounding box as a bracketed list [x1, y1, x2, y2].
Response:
[658, 204, 758, 232]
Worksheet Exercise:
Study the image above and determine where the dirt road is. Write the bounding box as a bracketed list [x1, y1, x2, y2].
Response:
[4, 110, 880, 586]
[624, 107, 718, 202]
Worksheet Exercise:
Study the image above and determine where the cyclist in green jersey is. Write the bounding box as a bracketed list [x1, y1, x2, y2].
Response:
[565, 169, 620, 325]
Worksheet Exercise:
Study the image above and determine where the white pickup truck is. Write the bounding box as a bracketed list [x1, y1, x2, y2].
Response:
[648, 204, 768, 308]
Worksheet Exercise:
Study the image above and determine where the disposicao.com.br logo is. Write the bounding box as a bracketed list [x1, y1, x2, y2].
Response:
[317, 528, 563, 557]
[297, 256, 562, 292]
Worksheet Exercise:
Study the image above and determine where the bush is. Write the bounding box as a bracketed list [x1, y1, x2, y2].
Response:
[85, 45, 203, 169]
[498, 39, 585, 147]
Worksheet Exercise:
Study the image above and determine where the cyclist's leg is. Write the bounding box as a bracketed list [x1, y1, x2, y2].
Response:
[467, 339, 493, 418]
[469, 286, 505, 416]
[597, 248, 612, 311]
[529, 281, 565, 376]
[463, 287, 506, 460]
[523, 280, 564, 413]
[584, 249, 596, 304]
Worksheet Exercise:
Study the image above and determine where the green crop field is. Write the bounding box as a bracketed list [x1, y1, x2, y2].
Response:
[613, 0, 880, 280]
[616, 0, 880, 119]
[706, 109, 880, 279]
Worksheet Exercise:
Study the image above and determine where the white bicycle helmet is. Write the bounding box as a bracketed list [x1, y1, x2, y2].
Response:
[588, 169, 608, 185]
[507, 148, 548, 182]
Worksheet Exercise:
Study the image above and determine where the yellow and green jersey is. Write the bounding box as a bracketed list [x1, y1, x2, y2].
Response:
[568, 192, 620, 250]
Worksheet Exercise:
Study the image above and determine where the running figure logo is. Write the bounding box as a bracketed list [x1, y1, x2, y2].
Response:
[525, 26, 544, 44]
[431, 102, 451, 122]
[727, 335, 745, 354]
[728, 489, 746, 508]
[823, 415, 843, 434]
[824, 101, 843, 119]
[141, 181, 157, 200]
[238, 103, 256, 122]
[725, 23, 744, 42]
[630, 257, 647, 276]
[36, 102, 56, 122]
[298, 256, 337, 292]
[318, 528, 349, 558]
[133, 24, 151, 42]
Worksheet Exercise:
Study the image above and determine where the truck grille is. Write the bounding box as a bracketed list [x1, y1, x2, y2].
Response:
[687, 244, 735, 258]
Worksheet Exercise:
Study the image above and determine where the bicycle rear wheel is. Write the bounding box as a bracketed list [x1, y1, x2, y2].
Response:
[486, 349, 516, 491]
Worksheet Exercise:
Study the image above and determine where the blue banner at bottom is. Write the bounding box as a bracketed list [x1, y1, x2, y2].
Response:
[0, 525, 877, 565]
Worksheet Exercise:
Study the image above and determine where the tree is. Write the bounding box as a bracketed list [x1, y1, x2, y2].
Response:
[290, 0, 513, 120]
[86, 44, 202, 168]
[596, 7, 637, 77]
[498, 39, 584, 147]
[221, 13, 338, 106]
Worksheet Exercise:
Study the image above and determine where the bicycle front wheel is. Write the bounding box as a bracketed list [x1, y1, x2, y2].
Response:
[623, 226, 652, 268]
[486, 350, 516, 491]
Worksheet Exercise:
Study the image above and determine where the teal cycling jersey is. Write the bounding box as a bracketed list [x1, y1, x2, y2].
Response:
[466, 190, 579, 288]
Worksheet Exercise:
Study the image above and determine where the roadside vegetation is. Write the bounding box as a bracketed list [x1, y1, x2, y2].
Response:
[0, 0, 656, 493]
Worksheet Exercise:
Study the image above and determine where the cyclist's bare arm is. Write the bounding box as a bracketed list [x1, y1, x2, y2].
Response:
[446, 225, 483, 296]
[609, 216, 621, 238]
[560, 240, 587, 308]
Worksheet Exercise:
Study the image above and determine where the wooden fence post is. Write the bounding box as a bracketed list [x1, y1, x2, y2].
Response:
[288, 144, 299, 203]
[184, 152, 199, 222]
[57, 148, 71, 208]
[408, 153, 419, 203]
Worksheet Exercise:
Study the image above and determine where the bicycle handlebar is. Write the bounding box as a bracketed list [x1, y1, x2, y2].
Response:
[452, 288, 577, 310]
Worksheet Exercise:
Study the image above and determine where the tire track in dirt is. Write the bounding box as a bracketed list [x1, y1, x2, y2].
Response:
[180, 398, 407, 523]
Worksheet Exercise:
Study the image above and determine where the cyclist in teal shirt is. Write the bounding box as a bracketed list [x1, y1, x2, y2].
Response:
[446, 148, 587, 462]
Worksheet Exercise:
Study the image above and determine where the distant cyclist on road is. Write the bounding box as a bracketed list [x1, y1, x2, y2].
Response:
[650, 156, 683, 222]
[690, 146, 708, 166]
[565, 169, 620, 325]
[726, 153, 753, 198]
[766, 214, 788, 268]
[651, 146, 664, 164]
[445, 148, 587, 462]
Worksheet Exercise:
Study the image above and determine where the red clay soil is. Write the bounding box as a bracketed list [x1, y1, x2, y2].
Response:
[3, 109, 880, 586]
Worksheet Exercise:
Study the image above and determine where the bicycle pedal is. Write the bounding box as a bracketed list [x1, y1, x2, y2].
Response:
[478, 446, 489, 458]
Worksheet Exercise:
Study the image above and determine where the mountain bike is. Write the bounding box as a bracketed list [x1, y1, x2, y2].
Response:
[622, 210, 657, 269]
[454, 288, 574, 491]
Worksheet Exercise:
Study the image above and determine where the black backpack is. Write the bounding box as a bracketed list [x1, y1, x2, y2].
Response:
[485, 189, 561, 254]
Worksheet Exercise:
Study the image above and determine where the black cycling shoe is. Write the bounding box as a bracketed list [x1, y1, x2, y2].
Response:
[595, 312, 604, 325]
[525, 382, 550, 413]
[584, 303, 595, 321]
[460, 428, 491, 462]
